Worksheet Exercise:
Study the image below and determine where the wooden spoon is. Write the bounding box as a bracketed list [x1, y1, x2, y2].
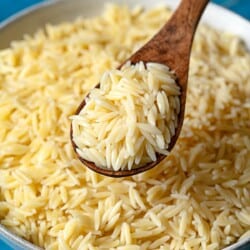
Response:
[71, 0, 209, 177]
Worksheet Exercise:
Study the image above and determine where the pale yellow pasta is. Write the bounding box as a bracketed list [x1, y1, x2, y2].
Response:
[71, 61, 180, 171]
[0, 4, 250, 250]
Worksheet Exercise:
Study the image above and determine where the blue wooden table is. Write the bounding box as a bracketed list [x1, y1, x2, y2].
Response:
[0, 0, 249, 249]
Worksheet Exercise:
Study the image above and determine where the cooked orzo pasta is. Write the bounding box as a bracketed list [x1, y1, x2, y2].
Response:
[0, 4, 250, 250]
[71, 61, 180, 171]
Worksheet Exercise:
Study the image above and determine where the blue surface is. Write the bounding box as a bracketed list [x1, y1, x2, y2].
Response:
[0, 0, 249, 22]
[0, 0, 249, 250]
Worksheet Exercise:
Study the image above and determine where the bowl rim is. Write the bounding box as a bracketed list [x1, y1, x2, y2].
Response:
[0, 0, 250, 49]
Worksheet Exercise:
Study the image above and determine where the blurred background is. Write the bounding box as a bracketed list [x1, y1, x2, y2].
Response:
[0, 0, 250, 22]
[0, 0, 249, 250]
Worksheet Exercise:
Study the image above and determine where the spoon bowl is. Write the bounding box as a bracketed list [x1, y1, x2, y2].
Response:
[71, 0, 209, 177]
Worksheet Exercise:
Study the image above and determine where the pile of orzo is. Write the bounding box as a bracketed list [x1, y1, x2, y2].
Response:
[71, 61, 180, 171]
[0, 4, 250, 250]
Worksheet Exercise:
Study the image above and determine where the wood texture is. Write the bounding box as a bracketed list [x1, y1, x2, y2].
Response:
[71, 0, 209, 177]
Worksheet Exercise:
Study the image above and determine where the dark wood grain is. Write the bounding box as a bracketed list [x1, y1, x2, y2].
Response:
[71, 0, 209, 177]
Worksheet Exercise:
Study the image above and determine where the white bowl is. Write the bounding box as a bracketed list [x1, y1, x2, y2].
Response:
[0, 0, 249, 249]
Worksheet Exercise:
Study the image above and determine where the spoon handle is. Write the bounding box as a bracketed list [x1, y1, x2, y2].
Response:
[130, 0, 209, 89]
[163, 0, 209, 84]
